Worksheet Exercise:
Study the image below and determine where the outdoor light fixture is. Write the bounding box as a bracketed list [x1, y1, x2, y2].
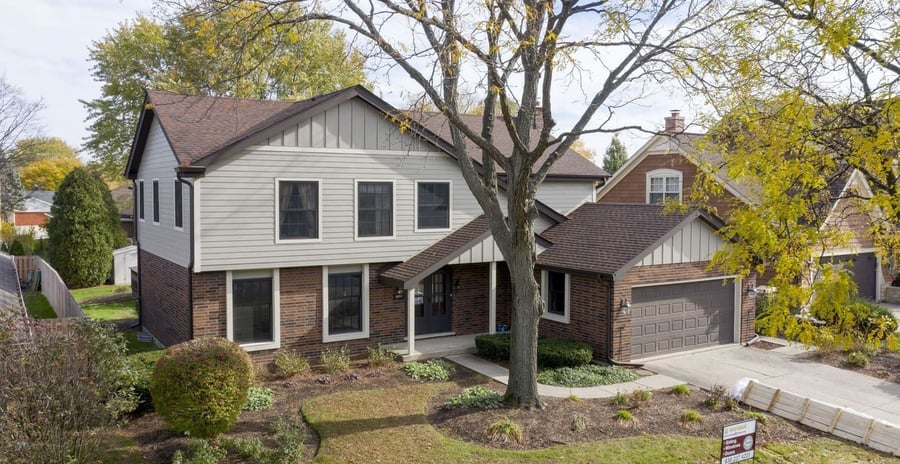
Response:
[619, 298, 631, 315]
[747, 284, 758, 297]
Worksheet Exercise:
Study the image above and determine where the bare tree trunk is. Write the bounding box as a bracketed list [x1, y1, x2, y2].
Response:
[505, 246, 542, 408]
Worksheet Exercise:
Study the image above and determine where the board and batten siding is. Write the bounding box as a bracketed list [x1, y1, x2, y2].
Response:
[634, 218, 724, 267]
[536, 181, 594, 215]
[136, 118, 191, 267]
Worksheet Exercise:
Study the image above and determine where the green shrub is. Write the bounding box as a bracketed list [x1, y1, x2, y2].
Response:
[725, 398, 741, 411]
[320, 346, 351, 374]
[171, 416, 305, 464]
[680, 409, 703, 424]
[853, 300, 899, 346]
[488, 418, 523, 444]
[367, 346, 397, 367]
[474, 334, 593, 367]
[47, 167, 120, 288]
[537, 364, 638, 387]
[171, 440, 227, 464]
[847, 350, 870, 367]
[615, 409, 635, 422]
[670, 384, 691, 396]
[401, 359, 455, 381]
[121, 349, 164, 413]
[444, 386, 504, 410]
[8, 240, 24, 256]
[274, 350, 310, 377]
[631, 389, 653, 406]
[475, 333, 511, 359]
[243, 386, 273, 411]
[705, 384, 728, 410]
[150, 337, 253, 438]
[610, 392, 629, 407]
[536, 338, 593, 367]
[743, 411, 770, 425]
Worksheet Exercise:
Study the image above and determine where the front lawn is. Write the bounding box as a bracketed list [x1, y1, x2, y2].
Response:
[82, 298, 137, 322]
[23, 290, 56, 318]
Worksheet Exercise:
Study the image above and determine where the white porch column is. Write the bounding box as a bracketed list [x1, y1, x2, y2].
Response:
[489, 261, 497, 334]
[407, 287, 416, 355]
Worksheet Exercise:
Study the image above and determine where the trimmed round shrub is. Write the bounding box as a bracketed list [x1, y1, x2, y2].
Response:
[475, 333, 511, 359]
[537, 338, 593, 367]
[150, 337, 253, 438]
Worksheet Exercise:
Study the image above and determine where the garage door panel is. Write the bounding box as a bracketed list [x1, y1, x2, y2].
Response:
[630, 279, 735, 359]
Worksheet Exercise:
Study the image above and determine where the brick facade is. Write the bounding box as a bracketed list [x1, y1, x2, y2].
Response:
[139, 250, 191, 346]
[538, 273, 611, 359]
[449, 264, 491, 335]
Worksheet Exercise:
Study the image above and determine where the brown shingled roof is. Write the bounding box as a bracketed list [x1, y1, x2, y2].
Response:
[537, 203, 722, 279]
[380, 216, 491, 289]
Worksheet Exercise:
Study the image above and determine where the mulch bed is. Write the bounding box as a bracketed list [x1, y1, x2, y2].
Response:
[427, 377, 827, 451]
[798, 349, 900, 384]
[749, 340, 785, 351]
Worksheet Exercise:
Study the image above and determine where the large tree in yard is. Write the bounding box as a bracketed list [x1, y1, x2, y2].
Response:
[47, 168, 121, 288]
[82, 2, 368, 179]
[184, 0, 740, 407]
[684, 0, 900, 350]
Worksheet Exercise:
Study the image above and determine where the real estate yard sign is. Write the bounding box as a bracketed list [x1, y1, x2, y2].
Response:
[721, 419, 756, 463]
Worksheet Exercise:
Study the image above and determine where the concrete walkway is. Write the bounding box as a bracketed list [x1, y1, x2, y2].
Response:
[447, 354, 683, 399]
[642, 343, 900, 426]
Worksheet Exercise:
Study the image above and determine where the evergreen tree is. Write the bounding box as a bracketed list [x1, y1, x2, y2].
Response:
[0, 165, 24, 218]
[47, 168, 118, 288]
[602, 135, 629, 175]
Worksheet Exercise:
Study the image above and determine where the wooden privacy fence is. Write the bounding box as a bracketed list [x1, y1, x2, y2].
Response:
[13, 255, 84, 319]
[741, 380, 900, 456]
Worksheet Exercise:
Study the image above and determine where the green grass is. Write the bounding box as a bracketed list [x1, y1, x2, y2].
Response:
[70, 284, 131, 303]
[303, 383, 897, 463]
[99, 430, 147, 464]
[82, 298, 137, 322]
[23, 291, 56, 318]
[122, 329, 160, 354]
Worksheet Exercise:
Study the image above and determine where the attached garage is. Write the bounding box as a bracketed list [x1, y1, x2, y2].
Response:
[827, 253, 878, 301]
[630, 279, 736, 359]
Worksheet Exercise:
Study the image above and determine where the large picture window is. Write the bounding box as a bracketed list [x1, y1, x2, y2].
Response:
[278, 180, 319, 240]
[227, 269, 280, 351]
[323, 265, 369, 342]
[416, 181, 450, 230]
[647, 169, 682, 204]
[357, 181, 393, 238]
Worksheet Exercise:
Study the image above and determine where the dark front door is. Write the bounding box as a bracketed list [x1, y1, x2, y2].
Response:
[415, 269, 452, 335]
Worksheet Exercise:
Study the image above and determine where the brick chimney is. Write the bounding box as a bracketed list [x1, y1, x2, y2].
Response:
[664, 110, 684, 133]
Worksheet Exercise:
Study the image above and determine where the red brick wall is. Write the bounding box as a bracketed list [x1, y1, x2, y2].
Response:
[139, 249, 191, 346]
[538, 273, 611, 360]
[450, 263, 490, 335]
[599, 152, 736, 218]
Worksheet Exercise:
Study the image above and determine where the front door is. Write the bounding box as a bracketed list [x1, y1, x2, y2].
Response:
[415, 269, 452, 335]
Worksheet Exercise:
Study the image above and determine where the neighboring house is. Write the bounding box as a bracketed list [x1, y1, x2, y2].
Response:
[126, 86, 752, 363]
[596, 112, 887, 301]
[11, 189, 54, 239]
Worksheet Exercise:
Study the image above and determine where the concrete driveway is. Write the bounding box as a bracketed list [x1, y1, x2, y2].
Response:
[642, 343, 900, 426]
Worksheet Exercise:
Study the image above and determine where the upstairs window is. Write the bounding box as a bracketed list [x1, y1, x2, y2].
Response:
[416, 181, 450, 230]
[647, 169, 682, 204]
[174, 180, 183, 229]
[138, 180, 145, 221]
[356, 181, 393, 238]
[278, 180, 319, 240]
[152, 179, 160, 224]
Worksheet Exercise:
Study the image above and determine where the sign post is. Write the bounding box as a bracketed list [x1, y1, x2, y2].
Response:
[721, 419, 757, 464]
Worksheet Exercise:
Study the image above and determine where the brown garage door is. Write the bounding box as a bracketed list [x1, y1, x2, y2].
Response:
[630, 279, 735, 359]
[826, 253, 877, 301]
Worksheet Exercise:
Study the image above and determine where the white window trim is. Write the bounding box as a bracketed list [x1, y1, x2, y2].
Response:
[137, 179, 145, 222]
[322, 264, 370, 343]
[646, 169, 683, 204]
[226, 269, 281, 352]
[414, 180, 452, 232]
[540, 270, 570, 324]
[274, 178, 322, 243]
[353, 179, 396, 241]
[151, 178, 160, 225]
[173, 178, 184, 232]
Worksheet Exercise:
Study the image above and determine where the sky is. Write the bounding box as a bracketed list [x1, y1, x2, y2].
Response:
[0, 0, 699, 165]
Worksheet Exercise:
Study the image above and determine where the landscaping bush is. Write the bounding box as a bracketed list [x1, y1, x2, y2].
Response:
[171, 416, 305, 464]
[121, 349, 165, 413]
[847, 350, 870, 368]
[537, 338, 594, 367]
[537, 364, 637, 387]
[475, 334, 593, 367]
[320, 346, 351, 374]
[150, 337, 253, 438]
[852, 299, 899, 344]
[444, 386, 504, 410]
[0, 318, 133, 463]
[367, 346, 397, 367]
[243, 386, 274, 411]
[400, 359, 455, 381]
[274, 350, 310, 377]
[488, 418, 523, 444]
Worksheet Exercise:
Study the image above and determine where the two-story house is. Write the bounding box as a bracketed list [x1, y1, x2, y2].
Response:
[597, 111, 887, 302]
[126, 87, 756, 363]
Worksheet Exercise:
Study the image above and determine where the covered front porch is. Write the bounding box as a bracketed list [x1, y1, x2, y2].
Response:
[385, 333, 484, 361]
